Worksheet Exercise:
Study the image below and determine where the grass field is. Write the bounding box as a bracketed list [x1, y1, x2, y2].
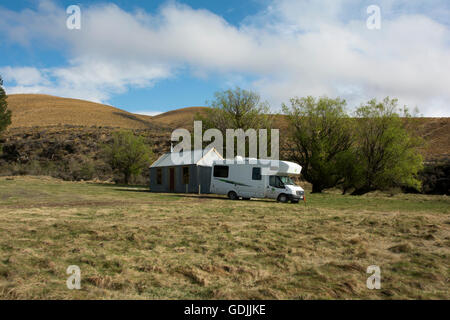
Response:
[0, 176, 448, 300]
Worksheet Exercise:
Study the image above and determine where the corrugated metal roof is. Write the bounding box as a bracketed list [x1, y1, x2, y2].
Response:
[150, 148, 223, 168]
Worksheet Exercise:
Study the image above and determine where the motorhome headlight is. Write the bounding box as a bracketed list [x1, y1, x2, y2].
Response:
[296, 190, 304, 196]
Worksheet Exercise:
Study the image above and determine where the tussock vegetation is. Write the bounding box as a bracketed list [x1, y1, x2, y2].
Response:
[5, 94, 449, 162]
[6, 94, 209, 131]
[0, 126, 170, 184]
[0, 176, 448, 299]
[2, 94, 449, 193]
[152, 107, 209, 129]
[6, 94, 162, 130]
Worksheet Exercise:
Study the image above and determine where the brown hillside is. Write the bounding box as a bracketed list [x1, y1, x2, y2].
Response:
[4, 94, 449, 162]
[152, 106, 209, 129]
[6, 94, 164, 130]
[271, 115, 450, 162]
[413, 118, 450, 162]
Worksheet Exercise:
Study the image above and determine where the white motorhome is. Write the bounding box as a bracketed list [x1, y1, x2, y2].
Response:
[210, 157, 305, 203]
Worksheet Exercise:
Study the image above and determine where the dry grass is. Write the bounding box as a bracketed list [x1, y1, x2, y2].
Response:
[413, 117, 450, 162]
[0, 176, 448, 300]
[152, 107, 209, 129]
[5, 94, 449, 161]
[6, 94, 160, 130]
[6, 94, 207, 131]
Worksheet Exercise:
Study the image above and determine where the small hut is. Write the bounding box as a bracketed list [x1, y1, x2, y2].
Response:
[149, 148, 223, 193]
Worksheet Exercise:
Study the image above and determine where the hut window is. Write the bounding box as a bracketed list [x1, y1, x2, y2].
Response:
[156, 168, 162, 185]
[182, 166, 189, 185]
[213, 165, 229, 178]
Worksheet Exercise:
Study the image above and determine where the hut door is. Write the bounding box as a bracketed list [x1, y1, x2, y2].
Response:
[169, 168, 175, 192]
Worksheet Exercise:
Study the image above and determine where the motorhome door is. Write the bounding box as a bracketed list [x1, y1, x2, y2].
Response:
[266, 176, 284, 199]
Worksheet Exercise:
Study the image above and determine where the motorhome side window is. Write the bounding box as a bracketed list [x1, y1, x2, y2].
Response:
[252, 167, 261, 180]
[269, 176, 283, 188]
[156, 168, 162, 185]
[213, 165, 229, 178]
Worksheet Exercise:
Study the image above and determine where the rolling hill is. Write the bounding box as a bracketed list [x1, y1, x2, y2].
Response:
[6, 94, 163, 130]
[6, 94, 211, 132]
[4, 94, 450, 162]
[152, 107, 209, 129]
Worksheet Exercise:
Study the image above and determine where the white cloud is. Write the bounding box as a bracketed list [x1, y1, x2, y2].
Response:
[0, 67, 49, 86]
[135, 111, 164, 117]
[0, 0, 449, 116]
[1, 60, 171, 103]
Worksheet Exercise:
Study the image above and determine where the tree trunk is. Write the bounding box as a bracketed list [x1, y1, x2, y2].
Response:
[311, 184, 323, 193]
[124, 172, 130, 185]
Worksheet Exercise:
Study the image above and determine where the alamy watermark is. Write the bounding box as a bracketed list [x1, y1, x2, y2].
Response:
[65, 4, 379, 31]
[66, 265, 81, 290]
[66, 5, 81, 30]
[171, 121, 280, 172]
[366, 5, 381, 30]
[366, 265, 381, 289]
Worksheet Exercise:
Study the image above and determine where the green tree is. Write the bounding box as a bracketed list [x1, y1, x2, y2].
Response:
[199, 87, 272, 132]
[195, 87, 273, 157]
[0, 75, 12, 134]
[103, 131, 152, 185]
[349, 97, 423, 195]
[283, 96, 354, 193]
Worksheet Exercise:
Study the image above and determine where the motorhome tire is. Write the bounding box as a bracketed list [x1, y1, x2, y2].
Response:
[228, 191, 239, 200]
[277, 194, 288, 203]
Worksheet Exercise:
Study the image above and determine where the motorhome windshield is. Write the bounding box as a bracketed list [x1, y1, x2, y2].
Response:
[269, 175, 297, 187]
[279, 176, 296, 185]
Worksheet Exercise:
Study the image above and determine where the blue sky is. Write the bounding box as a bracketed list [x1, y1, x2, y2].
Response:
[0, 0, 266, 114]
[0, 0, 449, 116]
